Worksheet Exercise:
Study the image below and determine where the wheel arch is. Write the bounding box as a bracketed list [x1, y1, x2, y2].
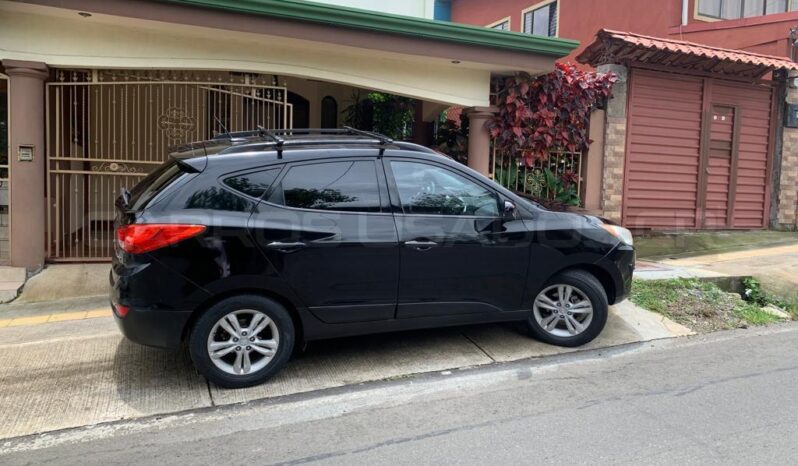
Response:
[547, 264, 618, 305]
[181, 288, 306, 347]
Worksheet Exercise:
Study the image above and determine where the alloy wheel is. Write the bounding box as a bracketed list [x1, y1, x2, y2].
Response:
[206, 309, 280, 376]
[532, 284, 594, 338]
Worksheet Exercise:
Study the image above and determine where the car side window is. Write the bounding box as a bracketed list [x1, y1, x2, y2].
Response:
[223, 166, 282, 199]
[268, 160, 381, 213]
[390, 161, 499, 217]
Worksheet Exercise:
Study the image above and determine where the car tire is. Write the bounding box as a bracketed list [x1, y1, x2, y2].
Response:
[189, 295, 295, 389]
[525, 270, 608, 347]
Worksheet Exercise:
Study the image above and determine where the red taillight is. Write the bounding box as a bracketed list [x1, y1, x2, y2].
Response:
[113, 304, 129, 318]
[116, 224, 206, 254]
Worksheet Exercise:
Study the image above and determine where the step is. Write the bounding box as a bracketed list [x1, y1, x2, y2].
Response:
[0, 266, 26, 283]
[0, 280, 24, 303]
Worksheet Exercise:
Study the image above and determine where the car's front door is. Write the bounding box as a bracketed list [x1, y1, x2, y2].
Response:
[384, 158, 532, 319]
[248, 157, 398, 323]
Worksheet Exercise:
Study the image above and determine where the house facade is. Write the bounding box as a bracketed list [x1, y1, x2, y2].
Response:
[0, 0, 576, 270]
[450, 0, 798, 61]
[319, 0, 436, 19]
[450, 0, 798, 231]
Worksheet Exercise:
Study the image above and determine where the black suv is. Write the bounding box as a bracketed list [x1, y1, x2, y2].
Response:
[111, 128, 634, 388]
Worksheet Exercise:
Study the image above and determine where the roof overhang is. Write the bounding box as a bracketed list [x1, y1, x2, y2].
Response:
[162, 0, 579, 57]
[0, 0, 579, 107]
[577, 29, 798, 79]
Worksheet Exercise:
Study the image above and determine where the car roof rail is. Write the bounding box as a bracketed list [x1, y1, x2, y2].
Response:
[209, 127, 405, 157]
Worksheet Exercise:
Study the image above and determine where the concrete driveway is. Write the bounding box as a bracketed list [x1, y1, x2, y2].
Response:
[0, 300, 689, 441]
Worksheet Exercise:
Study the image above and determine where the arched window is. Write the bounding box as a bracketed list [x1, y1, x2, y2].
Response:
[321, 96, 338, 129]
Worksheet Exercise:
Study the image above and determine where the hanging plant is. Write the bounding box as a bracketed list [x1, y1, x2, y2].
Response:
[486, 63, 617, 166]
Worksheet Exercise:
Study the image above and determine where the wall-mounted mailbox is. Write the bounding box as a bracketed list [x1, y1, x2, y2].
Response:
[787, 104, 798, 128]
[17, 144, 34, 162]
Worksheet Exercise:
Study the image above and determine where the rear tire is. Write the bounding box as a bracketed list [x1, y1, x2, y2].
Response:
[525, 270, 608, 347]
[189, 295, 295, 388]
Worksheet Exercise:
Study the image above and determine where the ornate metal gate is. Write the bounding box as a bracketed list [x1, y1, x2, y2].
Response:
[46, 70, 292, 261]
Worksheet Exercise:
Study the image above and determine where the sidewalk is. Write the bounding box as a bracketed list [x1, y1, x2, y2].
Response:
[0, 298, 690, 441]
[636, 243, 798, 301]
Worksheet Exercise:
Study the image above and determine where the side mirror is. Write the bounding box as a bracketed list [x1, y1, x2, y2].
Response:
[503, 200, 517, 219]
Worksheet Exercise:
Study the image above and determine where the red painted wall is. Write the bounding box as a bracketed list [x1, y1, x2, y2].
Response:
[671, 10, 798, 59]
[451, 0, 681, 64]
[560, 0, 680, 62]
[450, 0, 796, 65]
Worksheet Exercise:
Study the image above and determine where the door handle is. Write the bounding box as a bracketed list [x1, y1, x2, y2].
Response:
[404, 240, 438, 251]
[265, 241, 307, 253]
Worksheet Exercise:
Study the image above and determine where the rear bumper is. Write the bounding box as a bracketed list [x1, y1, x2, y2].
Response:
[113, 303, 191, 350]
[110, 264, 198, 350]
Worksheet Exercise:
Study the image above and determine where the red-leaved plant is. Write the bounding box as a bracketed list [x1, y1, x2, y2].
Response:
[486, 63, 617, 166]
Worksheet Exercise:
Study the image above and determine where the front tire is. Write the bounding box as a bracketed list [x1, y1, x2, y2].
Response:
[526, 270, 608, 347]
[189, 295, 295, 388]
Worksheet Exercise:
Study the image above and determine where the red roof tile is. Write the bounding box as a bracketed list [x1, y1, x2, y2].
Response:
[577, 29, 798, 78]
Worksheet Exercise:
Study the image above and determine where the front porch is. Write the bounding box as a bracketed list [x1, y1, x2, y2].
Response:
[0, 0, 577, 269]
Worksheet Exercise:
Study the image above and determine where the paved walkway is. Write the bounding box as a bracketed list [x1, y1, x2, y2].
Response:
[645, 244, 798, 304]
[635, 243, 798, 289]
[0, 299, 690, 441]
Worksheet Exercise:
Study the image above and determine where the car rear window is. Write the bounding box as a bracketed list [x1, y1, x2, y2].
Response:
[128, 159, 184, 211]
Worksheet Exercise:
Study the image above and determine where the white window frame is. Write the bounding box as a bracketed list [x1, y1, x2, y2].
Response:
[486, 16, 512, 31]
[695, 0, 798, 22]
[521, 0, 559, 38]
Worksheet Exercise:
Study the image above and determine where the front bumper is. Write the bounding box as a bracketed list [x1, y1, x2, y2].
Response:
[596, 243, 635, 304]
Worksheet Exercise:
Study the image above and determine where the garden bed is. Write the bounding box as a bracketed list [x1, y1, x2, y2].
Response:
[630, 278, 793, 333]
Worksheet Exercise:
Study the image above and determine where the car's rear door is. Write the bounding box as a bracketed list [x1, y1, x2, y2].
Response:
[248, 156, 399, 323]
[384, 157, 532, 318]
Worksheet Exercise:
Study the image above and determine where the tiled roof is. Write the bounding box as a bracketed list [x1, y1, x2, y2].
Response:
[577, 29, 798, 78]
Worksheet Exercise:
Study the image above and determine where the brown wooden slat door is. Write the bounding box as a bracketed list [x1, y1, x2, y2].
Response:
[624, 70, 774, 230]
[702, 105, 736, 228]
[711, 82, 773, 229]
[624, 70, 703, 229]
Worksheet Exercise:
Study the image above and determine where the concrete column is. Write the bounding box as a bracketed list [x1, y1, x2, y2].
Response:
[3, 60, 48, 271]
[583, 109, 606, 213]
[776, 71, 798, 230]
[465, 107, 496, 176]
[597, 64, 629, 224]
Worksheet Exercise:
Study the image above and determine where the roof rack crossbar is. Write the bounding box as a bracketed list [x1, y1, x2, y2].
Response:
[257, 125, 285, 158]
[342, 126, 393, 155]
[342, 126, 393, 145]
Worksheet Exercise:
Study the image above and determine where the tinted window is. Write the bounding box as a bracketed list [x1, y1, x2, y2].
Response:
[223, 167, 281, 199]
[390, 161, 499, 217]
[269, 161, 381, 213]
[129, 159, 183, 211]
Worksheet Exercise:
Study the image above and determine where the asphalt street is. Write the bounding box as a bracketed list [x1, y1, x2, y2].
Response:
[2, 322, 797, 465]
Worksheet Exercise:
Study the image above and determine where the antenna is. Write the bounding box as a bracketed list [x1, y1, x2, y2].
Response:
[214, 116, 232, 139]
